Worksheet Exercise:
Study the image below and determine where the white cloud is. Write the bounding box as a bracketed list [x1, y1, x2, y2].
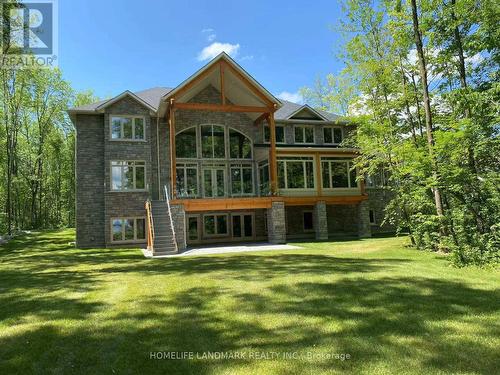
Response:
[201, 28, 217, 42]
[240, 55, 254, 61]
[277, 91, 303, 103]
[197, 42, 240, 61]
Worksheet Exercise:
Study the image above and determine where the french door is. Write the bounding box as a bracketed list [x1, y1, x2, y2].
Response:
[232, 214, 254, 239]
[203, 167, 226, 198]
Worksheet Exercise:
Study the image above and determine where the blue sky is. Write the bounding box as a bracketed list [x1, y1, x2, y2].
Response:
[59, 0, 345, 102]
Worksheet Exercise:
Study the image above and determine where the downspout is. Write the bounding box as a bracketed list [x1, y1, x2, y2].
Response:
[156, 112, 161, 200]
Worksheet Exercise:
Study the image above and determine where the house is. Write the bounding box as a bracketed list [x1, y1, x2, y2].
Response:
[68, 53, 393, 254]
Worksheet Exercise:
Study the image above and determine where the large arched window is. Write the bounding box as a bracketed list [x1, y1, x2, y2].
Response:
[176, 127, 197, 158]
[201, 125, 225, 158]
[229, 129, 252, 159]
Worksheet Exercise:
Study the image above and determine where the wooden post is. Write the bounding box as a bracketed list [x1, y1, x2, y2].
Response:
[268, 113, 278, 195]
[315, 152, 322, 196]
[169, 100, 176, 199]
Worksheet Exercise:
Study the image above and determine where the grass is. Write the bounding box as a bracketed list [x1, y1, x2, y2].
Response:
[0, 230, 499, 375]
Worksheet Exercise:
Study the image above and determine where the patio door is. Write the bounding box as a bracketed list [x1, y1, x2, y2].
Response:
[203, 167, 226, 198]
[232, 214, 254, 239]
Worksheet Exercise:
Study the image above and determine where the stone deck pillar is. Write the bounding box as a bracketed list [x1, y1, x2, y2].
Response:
[170, 203, 187, 250]
[313, 201, 329, 240]
[267, 201, 286, 244]
[357, 200, 372, 238]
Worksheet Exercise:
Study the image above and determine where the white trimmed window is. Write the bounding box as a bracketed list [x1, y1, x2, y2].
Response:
[277, 156, 315, 190]
[321, 158, 357, 189]
[264, 125, 285, 144]
[230, 164, 254, 196]
[294, 125, 315, 144]
[203, 214, 229, 237]
[111, 161, 146, 191]
[111, 218, 146, 242]
[323, 126, 343, 145]
[176, 163, 198, 197]
[110, 116, 145, 140]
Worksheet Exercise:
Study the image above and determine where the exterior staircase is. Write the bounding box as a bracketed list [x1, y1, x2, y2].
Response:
[146, 188, 178, 256]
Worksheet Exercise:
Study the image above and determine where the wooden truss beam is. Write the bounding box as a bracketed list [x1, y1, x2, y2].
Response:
[173, 102, 270, 113]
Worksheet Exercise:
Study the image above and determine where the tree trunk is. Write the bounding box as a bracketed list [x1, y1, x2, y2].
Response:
[410, 0, 446, 224]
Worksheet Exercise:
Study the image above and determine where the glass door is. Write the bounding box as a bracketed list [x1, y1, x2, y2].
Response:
[203, 167, 226, 198]
[232, 214, 254, 239]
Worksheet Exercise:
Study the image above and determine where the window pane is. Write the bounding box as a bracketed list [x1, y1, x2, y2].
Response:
[324, 128, 332, 144]
[216, 169, 225, 197]
[187, 168, 198, 196]
[264, 126, 270, 142]
[188, 217, 198, 240]
[112, 166, 122, 190]
[229, 130, 251, 159]
[243, 168, 253, 194]
[136, 219, 145, 240]
[122, 118, 133, 139]
[204, 169, 212, 197]
[176, 168, 186, 196]
[278, 162, 286, 189]
[232, 216, 242, 237]
[217, 215, 228, 234]
[331, 162, 349, 188]
[111, 118, 122, 139]
[287, 162, 305, 189]
[112, 219, 122, 241]
[303, 212, 313, 231]
[259, 164, 269, 194]
[244, 215, 252, 237]
[276, 126, 285, 143]
[305, 127, 314, 143]
[201, 126, 213, 158]
[321, 162, 330, 189]
[134, 118, 144, 140]
[305, 161, 314, 189]
[294, 127, 303, 143]
[176, 128, 197, 158]
[124, 219, 135, 240]
[349, 164, 357, 188]
[135, 166, 145, 189]
[231, 168, 242, 195]
[123, 166, 133, 189]
[213, 126, 225, 158]
[334, 128, 343, 144]
[204, 216, 215, 235]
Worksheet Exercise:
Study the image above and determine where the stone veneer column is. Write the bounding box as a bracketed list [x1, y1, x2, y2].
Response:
[170, 203, 187, 250]
[267, 201, 286, 244]
[313, 201, 329, 240]
[357, 200, 372, 238]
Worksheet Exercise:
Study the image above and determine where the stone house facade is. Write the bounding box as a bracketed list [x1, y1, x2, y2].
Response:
[69, 53, 393, 253]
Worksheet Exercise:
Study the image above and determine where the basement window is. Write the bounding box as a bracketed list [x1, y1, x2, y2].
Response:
[369, 210, 376, 225]
[303, 211, 314, 232]
[203, 214, 229, 237]
[111, 218, 146, 242]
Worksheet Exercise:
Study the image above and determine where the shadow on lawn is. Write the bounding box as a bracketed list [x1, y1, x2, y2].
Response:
[0, 231, 499, 374]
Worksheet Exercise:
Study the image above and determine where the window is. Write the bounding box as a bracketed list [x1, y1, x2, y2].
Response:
[264, 125, 285, 143]
[176, 163, 198, 197]
[110, 116, 145, 140]
[294, 125, 314, 144]
[323, 126, 343, 144]
[259, 162, 270, 195]
[111, 218, 146, 242]
[201, 125, 225, 158]
[369, 210, 376, 225]
[111, 161, 146, 191]
[176, 127, 197, 158]
[277, 157, 315, 190]
[303, 211, 313, 232]
[229, 129, 252, 159]
[204, 214, 228, 236]
[321, 158, 357, 189]
[230, 164, 253, 196]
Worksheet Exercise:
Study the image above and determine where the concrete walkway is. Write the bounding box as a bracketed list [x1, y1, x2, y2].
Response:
[142, 243, 301, 258]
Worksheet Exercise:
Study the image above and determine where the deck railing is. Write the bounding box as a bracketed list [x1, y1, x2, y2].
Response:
[145, 200, 155, 251]
[164, 185, 178, 252]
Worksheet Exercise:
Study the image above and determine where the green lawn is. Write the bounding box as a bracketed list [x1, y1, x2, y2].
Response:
[0, 230, 499, 375]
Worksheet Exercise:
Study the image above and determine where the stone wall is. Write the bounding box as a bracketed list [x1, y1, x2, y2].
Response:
[367, 188, 397, 234]
[326, 204, 359, 237]
[313, 201, 328, 240]
[285, 205, 315, 240]
[357, 200, 372, 238]
[170, 203, 186, 250]
[75, 114, 105, 248]
[267, 202, 286, 243]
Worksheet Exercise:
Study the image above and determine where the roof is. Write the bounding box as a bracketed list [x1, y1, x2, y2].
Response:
[68, 87, 172, 113]
[274, 100, 340, 121]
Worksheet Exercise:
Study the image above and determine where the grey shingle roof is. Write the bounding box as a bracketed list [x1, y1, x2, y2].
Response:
[69, 87, 340, 121]
[69, 87, 172, 112]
